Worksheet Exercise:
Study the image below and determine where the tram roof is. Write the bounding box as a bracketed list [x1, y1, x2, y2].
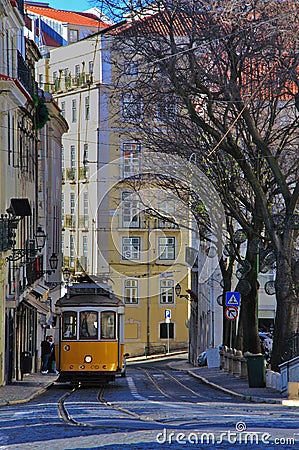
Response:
[56, 294, 124, 307]
[56, 282, 124, 307]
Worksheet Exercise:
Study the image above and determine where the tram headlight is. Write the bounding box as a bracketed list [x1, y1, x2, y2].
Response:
[84, 355, 92, 363]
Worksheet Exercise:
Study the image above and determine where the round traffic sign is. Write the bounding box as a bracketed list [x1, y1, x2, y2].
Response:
[225, 306, 238, 321]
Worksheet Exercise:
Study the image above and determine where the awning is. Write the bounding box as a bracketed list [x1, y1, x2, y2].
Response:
[31, 284, 49, 300]
[24, 293, 50, 315]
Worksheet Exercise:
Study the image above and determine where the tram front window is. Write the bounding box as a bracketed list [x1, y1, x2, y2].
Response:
[101, 311, 116, 339]
[62, 311, 77, 339]
[79, 311, 98, 339]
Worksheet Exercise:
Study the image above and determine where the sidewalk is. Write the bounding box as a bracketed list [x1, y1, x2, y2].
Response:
[169, 360, 287, 404]
[0, 372, 57, 406]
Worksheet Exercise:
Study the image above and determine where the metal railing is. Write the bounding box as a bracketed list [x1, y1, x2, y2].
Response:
[17, 51, 35, 95]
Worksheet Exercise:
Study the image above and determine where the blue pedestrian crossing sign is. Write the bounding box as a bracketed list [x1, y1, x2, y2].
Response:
[225, 291, 241, 307]
[165, 309, 171, 320]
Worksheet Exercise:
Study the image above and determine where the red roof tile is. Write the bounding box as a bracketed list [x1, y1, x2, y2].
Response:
[25, 4, 108, 28]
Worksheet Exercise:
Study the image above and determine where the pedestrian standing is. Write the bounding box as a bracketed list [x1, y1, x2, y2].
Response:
[47, 335, 56, 373]
[41, 336, 51, 374]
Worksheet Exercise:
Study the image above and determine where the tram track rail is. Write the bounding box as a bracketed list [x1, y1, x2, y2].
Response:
[138, 367, 205, 402]
[57, 365, 234, 429]
[57, 385, 88, 427]
[57, 382, 161, 428]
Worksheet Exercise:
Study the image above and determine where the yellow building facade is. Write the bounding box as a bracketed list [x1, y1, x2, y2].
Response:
[36, 27, 190, 357]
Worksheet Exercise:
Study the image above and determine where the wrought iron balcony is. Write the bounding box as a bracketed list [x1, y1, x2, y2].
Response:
[17, 51, 33, 95]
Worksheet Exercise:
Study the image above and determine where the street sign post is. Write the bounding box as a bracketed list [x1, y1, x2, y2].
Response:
[165, 309, 171, 353]
[165, 309, 171, 322]
[225, 291, 241, 307]
[225, 306, 238, 321]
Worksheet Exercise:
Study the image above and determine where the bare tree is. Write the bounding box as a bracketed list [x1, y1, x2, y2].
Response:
[100, 0, 299, 370]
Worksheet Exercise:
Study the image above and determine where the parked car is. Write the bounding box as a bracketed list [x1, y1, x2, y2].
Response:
[197, 344, 223, 367]
[197, 351, 207, 366]
[259, 331, 273, 364]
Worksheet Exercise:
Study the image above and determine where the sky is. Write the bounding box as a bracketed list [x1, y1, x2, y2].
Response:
[49, 0, 97, 11]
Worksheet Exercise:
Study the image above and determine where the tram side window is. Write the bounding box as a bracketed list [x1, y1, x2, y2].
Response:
[101, 311, 116, 339]
[79, 311, 98, 339]
[62, 311, 77, 339]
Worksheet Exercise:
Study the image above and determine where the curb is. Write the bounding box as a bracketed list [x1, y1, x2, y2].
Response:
[0, 380, 55, 407]
[187, 370, 282, 404]
[127, 351, 187, 364]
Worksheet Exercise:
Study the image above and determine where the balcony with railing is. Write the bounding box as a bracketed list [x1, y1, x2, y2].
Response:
[65, 168, 76, 181]
[79, 215, 89, 229]
[155, 218, 179, 229]
[63, 256, 83, 271]
[64, 214, 76, 228]
[17, 51, 36, 96]
[26, 254, 43, 285]
[51, 72, 93, 94]
[79, 166, 89, 180]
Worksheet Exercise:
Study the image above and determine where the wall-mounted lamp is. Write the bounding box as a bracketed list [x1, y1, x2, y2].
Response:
[34, 226, 47, 251]
[49, 252, 58, 270]
[175, 283, 189, 299]
[38, 253, 59, 277]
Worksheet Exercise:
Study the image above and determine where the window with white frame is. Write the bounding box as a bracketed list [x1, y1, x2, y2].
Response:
[123, 60, 139, 76]
[38, 73, 43, 88]
[89, 61, 93, 75]
[160, 279, 174, 303]
[124, 279, 138, 304]
[70, 193, 75, 224]
[61, 101, 65, 117]
[121, 94, 142, 122]
[158, 237, 175, 260]
[85, 96, 90, 120]
[156, 98, 176, 122]
[157, 199, 178, 228]
[122, 142, 141, 177]
[75, 64, 80, 79]
[61, 193, 64, 223]
[83, 191, 88, 216]
[122, 192, 140, 228]
[72, 99, 77, 122]
[70, 145, 75, 169]
[69, 29, 78, 43]
[83, 235, 88, 258]
[70, 234, 75, 267]
[83, 143, 88, 165]
[122, 237, 140, 260]
[61, 145, 64, 172]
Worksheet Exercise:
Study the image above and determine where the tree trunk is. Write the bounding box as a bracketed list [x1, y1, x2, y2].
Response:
[236, 241, 261, 354]
[271, 251, 299, 371]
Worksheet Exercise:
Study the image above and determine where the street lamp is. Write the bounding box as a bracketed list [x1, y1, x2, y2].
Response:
[49, 252, 58, 271]
[175, 283, 189, 299]
[34, 226, 47, 251]
[175, 282, 193, 362]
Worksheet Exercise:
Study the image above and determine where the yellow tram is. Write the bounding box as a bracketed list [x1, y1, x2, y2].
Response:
[55, 280, 126, 383]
